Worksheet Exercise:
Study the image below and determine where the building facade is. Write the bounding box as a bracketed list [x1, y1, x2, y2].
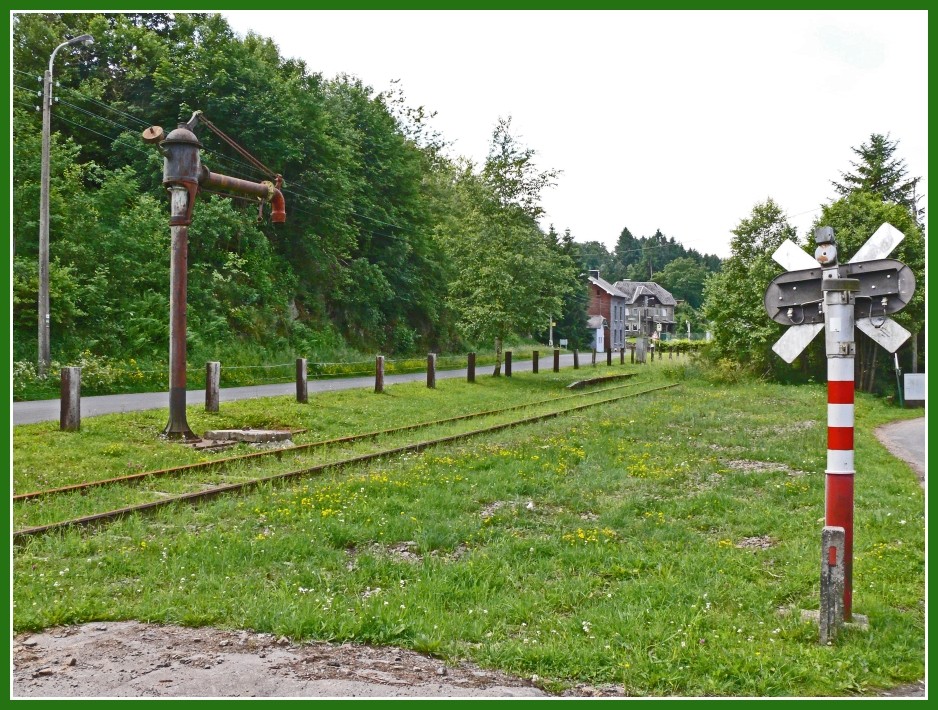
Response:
[613, 280, 677, 337]
[585, 271, 678, 344]
[586, 270, 626, 351]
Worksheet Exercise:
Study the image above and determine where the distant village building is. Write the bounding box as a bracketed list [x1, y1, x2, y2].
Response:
[587, 314, 606, 352]
[585, 270, 677, 345]
[586, 270, 625, 351]
[613, 280, 677, 337]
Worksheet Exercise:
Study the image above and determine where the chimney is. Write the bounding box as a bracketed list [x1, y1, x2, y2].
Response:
[588, 269, 600, 279]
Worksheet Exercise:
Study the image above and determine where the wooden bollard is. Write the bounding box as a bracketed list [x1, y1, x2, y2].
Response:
[606, 348, 612, 366]
[630, 343, 635, 364]
[592, 349, 596, 367]
[375, 355, 385, 393]
[553, 348, 560, 372]
[505, 350, 512, 377]
[59, 366, 81, 432]
[427, 353, 436, 388]
[467, 352, 476, 383]
[206, 361, 220, 412]
[573, 349, 579, 369]
[532, 350, 539, 374]
[296, 358, 308, 403]
[620, 347, 625, 365]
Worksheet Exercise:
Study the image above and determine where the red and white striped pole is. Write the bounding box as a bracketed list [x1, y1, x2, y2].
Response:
[822, 273, 859, 620]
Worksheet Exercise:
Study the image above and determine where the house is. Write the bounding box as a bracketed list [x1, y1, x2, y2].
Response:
[586, 270, 625, 351]
[585, 270, 678, 345]
[587, 314, 606, 352]
[612, 280, 677, 337]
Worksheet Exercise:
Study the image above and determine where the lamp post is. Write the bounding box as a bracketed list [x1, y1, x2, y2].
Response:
[38, 33, 93, 376]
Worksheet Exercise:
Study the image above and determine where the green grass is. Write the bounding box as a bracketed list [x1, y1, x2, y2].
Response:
[11, 360, 924, 697]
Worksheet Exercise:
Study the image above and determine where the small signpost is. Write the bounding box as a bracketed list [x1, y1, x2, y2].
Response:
[765, 223, 915, 627]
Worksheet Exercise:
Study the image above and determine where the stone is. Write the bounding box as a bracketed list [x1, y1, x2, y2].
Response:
[203, 429, 293, 443]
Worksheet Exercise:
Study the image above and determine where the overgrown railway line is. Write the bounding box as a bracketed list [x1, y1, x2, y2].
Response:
[13, 382, 679, 542]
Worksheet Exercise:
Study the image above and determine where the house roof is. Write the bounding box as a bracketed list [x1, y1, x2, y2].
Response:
[612, 280, 677, 306]
[586, 315, 606, 329]
[587, 274, 625, 298]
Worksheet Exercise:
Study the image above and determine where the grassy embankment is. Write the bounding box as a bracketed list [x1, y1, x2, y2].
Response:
[11, 358, 924, 696]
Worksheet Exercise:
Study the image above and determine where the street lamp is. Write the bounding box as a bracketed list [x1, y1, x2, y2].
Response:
[38, 33, 93, 376]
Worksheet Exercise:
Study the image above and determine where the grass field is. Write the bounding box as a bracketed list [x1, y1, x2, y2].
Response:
[11, 360, 925, 696]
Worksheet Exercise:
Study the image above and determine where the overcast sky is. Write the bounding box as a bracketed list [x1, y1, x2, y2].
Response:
[224, 10, 927, 259]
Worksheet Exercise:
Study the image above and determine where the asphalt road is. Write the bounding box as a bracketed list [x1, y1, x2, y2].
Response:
[875, 416, 926, 487]
[12, 353, 578, 426]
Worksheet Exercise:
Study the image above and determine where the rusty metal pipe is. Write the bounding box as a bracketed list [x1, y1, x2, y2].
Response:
[164, 186, 197, 440]
[201, 169, 286, 223]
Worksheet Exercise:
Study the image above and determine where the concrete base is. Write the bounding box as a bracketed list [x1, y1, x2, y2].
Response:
[203, 429, 293, 443]
[800, 608, 870, 630]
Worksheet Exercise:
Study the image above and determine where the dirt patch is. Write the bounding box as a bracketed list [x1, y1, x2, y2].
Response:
[723, 459, 808, 476]
[12, 621, 923, 698]
[12, 621, 546, 698]
[480, 499, 537, 520]
[345, 541, 470, 568]
[735, 535, 776, 549]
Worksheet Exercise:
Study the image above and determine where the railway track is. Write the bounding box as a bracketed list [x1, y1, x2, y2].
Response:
[15, 379, 639, 502]
[13, 382, 679, 542]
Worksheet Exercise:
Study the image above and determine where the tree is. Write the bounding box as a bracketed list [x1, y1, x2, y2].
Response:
[701, 199, 793, 375]
[438, 123, 573, 374]
[654, 256, 711, 309]
[610, 226, 641, 281]
[576, 241, 615, 276]
[832, 133, 923, 224]
[538, 228, 591, 350]
[481, 116, 560, 220]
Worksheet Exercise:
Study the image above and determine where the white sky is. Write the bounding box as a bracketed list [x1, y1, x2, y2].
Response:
[224, 10, 927, 259]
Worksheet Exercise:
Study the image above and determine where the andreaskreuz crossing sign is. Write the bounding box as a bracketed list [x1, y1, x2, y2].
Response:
[764, 222, 915, 628]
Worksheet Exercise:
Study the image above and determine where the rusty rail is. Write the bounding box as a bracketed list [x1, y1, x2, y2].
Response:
[14, 381, 640, 502]
[13, 384, 679, 542]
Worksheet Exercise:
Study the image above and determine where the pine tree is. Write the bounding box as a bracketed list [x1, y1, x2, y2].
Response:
[831, 133, 922, 223]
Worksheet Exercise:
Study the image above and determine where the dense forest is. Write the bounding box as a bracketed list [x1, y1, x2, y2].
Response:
[12, 12, 724, 375]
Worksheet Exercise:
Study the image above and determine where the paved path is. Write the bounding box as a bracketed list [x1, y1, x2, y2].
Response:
[874, 416, 926, 487]
[12, 354, 580, 425]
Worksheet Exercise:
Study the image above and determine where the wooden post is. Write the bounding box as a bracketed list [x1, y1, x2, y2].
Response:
[620, 347, 625, 365]
[505, 350, 512, 377]
[553, 348, 560, 372]
[606, 348, 612, 366]
[467, 352, 476, 383]
[592, 349, 596, 367]
[59, 366, 80, 432]
[427, 353, 436, 388]
[573, 349, 579, 369]
[532, 350, 539, 374]
[375, 355, 385, 393]
[296, 358, 308, 403]
[205, 361, 220, 412]
[630, 343, 635, 364]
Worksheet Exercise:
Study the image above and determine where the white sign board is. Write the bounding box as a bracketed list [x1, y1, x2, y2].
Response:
[904, 373, 926, 402]
[559, 339, 568, 347]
